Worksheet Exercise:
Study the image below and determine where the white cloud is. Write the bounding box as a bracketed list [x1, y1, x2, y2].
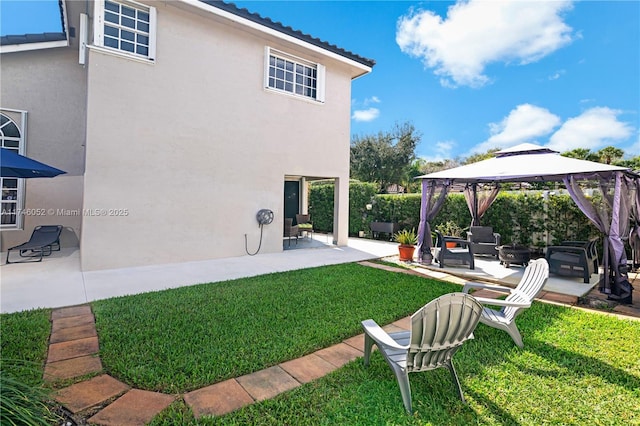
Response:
[472, 104, 561, 153]
[547, 107, 634, 152]
[420, 140, 456, 162]
[396, 0, 574, 87]
[548, 70, 566, 80]
[352, 108, 380, 122]
[364, 96, 381, 105]
[352, 97, 381, 122]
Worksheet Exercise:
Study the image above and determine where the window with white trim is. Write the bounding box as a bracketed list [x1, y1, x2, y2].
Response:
[94, 0, 156, 60]
[265, 48, 325, 102]
[1, 112, 25, 228]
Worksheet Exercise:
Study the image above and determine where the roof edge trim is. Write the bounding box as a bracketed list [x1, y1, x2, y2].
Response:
[177, 0, 374, 73]
[0, 38, 68, 53]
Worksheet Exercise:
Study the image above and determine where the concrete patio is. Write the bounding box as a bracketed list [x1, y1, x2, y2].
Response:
[1, 234, 398, 314]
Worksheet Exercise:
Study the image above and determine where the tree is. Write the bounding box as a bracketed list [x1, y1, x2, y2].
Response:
[350, 122, 420, 193]
[596, 146, 624, 165]
[561, 148, 599, 162]
[462, 148, 499, 165]
[616, 156, 640, 171]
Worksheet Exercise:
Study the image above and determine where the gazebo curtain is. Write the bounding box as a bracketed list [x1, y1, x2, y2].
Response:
[417, 179, 451, 263]
[627, 175, 640, 270]
[463, 183, 501, 227]
[563, 172, 633, 300]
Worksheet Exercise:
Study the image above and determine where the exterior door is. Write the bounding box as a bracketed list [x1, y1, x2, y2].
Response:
[284, 181, 300, 223]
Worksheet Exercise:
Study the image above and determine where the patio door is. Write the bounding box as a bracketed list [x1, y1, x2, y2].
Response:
[284, 181, 299, 223]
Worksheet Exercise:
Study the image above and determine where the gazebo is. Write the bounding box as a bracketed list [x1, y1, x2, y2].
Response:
[416, 143, 640, 303]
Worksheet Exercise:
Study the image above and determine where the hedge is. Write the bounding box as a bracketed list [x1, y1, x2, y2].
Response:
[308, 181, 600, 248]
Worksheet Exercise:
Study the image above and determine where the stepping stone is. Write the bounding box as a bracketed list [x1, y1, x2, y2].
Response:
[280, 353, 337, 384]
[88, 389, 174, 425]
[236, 365, 300, 401]
[314, 342, 362, 368]
[50, 323, 97, 343]
[44, 355, 102, 381]
[342, 333, 365, 351]
[47, 336, 99, 363]
[184, 379, 254, 418]
[52, 305, 93, 320]
[55, 375, 129, 413]
[52, 314, 95, 332]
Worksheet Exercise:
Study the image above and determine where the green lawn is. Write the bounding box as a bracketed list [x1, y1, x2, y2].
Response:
[1, 263, 639, 425]
[92, 263, 456, 393]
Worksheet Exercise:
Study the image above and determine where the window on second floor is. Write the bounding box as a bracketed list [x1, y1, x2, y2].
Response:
[265, 47, 325, 103]
[94, 0, 156, 61]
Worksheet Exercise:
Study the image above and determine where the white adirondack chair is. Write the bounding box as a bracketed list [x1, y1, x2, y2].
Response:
[361, 292, 483, 413]
[462, 258, 549, 348]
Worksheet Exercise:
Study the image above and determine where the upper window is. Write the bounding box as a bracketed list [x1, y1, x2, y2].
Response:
[94, 0, 156, 61]
[265, 48, 325, 102]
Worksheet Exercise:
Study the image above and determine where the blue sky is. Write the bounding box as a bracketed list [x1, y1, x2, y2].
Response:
[3, 0, 639, 161]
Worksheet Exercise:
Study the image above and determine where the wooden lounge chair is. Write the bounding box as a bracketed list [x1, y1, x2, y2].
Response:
[361, 292, 483, 413]
[6, 225, 63, 264]
[462, 258, 549, 348]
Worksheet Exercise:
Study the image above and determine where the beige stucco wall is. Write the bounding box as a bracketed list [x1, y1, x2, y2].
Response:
[0, 1, 87, 251]
[80, 2, 359, 270]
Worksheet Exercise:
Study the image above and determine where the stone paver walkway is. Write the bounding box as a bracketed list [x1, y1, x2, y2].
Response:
[46, 262, 638, 425]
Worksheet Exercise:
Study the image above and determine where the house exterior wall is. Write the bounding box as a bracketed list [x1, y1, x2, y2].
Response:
[79, 2, 356, 270]
[0, 1, 87, 250]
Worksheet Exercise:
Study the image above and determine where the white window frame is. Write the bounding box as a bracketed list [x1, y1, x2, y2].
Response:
[264, 47, 325, 103]
[1, 109, 27, 230]
[93, 0, 157, 62]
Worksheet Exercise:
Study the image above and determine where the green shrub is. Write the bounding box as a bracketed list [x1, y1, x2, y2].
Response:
[348, 181, 378, 235]
[308, 182, 598, 246]
[308, 182, 335, 233]
[0, 362, 61, 426]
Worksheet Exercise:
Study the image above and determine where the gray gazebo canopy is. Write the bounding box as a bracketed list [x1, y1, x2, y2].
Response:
[416, 143, 639, 302]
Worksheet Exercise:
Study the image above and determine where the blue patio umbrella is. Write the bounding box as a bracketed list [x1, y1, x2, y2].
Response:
[1, 148, 66, 178]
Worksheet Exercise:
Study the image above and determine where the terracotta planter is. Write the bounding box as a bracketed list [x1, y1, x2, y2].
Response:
[398, 244, 415, 261]
[446, 242, 457, 249]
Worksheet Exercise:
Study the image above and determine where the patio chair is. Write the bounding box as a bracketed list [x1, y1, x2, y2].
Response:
[467, 226, 501, 257]
[545, 238, 598, 283]
[295, 213, 313, 239]
[283, 218, 299, 247]
[462, 258, 549, 348]
[432, 230, 475, 269]
[6, 225, 63, 264]
[362, 292, 483, 413]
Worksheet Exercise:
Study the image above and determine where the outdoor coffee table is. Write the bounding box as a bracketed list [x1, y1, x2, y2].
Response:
[497, 245, 530, 268]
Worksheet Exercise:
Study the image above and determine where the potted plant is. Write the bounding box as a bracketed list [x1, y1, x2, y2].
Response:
[393, 228, 418, 261]
[435, 221, 463, 248]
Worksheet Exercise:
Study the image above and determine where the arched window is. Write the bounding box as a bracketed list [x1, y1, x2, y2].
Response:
[1, 112, 25, 227]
